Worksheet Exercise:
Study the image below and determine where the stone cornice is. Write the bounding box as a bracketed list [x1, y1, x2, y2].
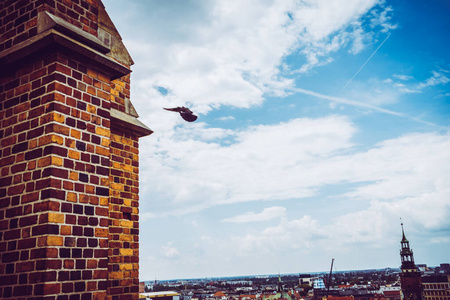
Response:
[0, 11, 130, 80]
[0, 10, 153, 138]
[110, 108, 154, 137]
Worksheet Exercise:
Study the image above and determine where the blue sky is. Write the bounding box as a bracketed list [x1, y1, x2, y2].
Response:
[102, 0, 450, 280]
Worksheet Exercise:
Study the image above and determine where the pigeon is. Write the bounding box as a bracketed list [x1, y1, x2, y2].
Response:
[164, 106, 198, 122]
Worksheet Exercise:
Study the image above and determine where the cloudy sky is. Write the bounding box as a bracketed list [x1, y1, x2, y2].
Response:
[102, 0, 450, 280]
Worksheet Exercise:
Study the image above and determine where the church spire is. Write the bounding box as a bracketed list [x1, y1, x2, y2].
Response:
[277, 273, 283, 293]
[401, 220, 408, 243]
[400, 221, 415, 265]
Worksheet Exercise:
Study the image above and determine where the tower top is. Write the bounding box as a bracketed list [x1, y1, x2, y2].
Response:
[401, 220, 408, 243]
[400, 220, 416, 268]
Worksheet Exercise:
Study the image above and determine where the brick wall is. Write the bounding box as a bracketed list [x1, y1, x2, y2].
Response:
[108, 129, 140, 296]
[0, 50, 111, 299]
[0, 0, 99, 53]
[0, 1, 152, 299]
[110, 75, 131, 113]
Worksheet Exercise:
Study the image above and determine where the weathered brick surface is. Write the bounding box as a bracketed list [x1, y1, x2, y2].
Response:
[108, 129, 140, 298]
[0, 50, 112, 298]
[0, 0, 99, 53]
[1, 1, 149, 299]
[110, 74, 132, 114]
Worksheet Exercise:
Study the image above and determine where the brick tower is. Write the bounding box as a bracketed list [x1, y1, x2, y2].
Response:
[0, 1, 152, 299]
[400, 223, 423, 300]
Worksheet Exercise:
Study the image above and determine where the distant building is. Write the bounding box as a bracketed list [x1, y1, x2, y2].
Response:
[327, 297, 354, 300]
[435, 264, 450, 275]
[440, 264, 450, 272]
[261, 276, 294, 300]
[213, 291, 227, 299]
[313, 278, 326, 290]
[417, 265, 428, 273]
[421, 275, 450, 300]
[141, 291, 180, 300]
[384, 290, 402, 300]
[299, 274, 317, 286]
[399, 223, 423, 300]
[240, 295, 257, 300]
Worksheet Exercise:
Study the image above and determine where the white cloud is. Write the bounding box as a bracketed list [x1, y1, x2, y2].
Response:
[379, 70, 450, 100]
[223, 206, 286, 223]
[229, 215, 324, 255]
[141, 103, 450, 223]
[103, 0, 392, 120]
[139, 115, 357, 216]
[393, 83, 421, 94]
[417, 70, 450, 89]
[292, 1, 398, 73]
[216, 116, 235, 122]
[342, 67, 450, 113]
[292, 0, 379, 41]
[213, 141, 450, 263]
[161, 242, 180, 259]
[383, 69, 450, 99]
[370, 5, 398, 33]
[393, 74, 413, 81]
[348, 21, 367, 55]
[342, 132, 450, 201]
[385, 69, 450, 95]
[182, 170, 450, 273]
[430, 237, 450, 244]
[435, 92, 450, 99]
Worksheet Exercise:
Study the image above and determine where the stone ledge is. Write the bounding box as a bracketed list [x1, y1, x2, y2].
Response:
[0, 17, 130, 80]
[38, 11, 110, 54]
[110, 109, 153, 137]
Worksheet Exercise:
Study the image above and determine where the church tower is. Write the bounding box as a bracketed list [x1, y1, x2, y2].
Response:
[277, 274, 283, 293]
[399, 223, 423, 300]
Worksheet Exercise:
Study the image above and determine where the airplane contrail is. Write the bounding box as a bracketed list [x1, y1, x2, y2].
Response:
[341, 33, 391, 92]
[287, 32, 442, 127]
[289, 86, 403, 116]
[288, 86, 440, 128]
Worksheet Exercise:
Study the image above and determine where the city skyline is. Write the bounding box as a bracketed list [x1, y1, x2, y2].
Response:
[102, 0, 450, 280]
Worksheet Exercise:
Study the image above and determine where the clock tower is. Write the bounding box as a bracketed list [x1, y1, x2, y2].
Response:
[399, 223, 423, 300]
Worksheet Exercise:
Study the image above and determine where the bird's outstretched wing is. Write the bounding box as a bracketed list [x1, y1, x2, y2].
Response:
[164, 106, 198, 122]
[164, 107, 183, 112]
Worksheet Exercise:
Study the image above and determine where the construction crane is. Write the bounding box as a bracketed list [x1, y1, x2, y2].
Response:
[326, 258, 335, 298]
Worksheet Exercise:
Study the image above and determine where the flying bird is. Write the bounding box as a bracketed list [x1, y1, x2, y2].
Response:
[164, 106, 198, 122]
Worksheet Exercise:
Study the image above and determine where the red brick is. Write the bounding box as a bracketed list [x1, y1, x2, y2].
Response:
[30, 68, 48, 81]
[36, 282, 61, 295]
[93, 269, 108, 279]
[18, 237, 36, 249]
[19, 215, 38, 227]
[16, 261, 34, 272]
[7, 184, 25, 195]
[55, 63, 72, 76]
